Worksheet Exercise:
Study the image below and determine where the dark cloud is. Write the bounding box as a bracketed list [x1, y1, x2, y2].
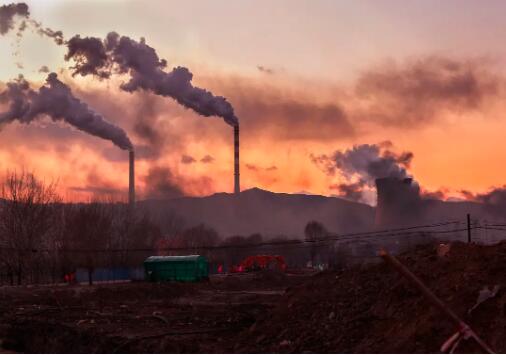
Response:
[257, 65, 274, 74]
[421, 189, 446, 200]
[475, 187, 506, 216]
[69, 169, 124, 198]
[245, 164, 277, 172]
[200, 154, 214, 164]
[181, 154, 196, 164]
[142, 165, 214, 199]
[143, 166, 184, 200]
[330, 182, 365, 202]
[231, 90, 354, 141]
[460, 189, 476, 200]
[38, 65, 50, 73]
[355, 56, 498, 127]
[246, 164, 259, 171]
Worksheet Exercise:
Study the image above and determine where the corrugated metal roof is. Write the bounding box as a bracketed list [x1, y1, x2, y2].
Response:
[144, 255, 204, 263]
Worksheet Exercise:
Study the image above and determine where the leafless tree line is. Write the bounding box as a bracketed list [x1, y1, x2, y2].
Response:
[0, 171, 163, 285]
[0, 171, 380, 286]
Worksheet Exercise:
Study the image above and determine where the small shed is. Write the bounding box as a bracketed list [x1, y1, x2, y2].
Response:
[144, 255, 209, 282]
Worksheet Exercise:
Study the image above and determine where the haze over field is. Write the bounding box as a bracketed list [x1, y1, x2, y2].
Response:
[2, 0, 506, 206]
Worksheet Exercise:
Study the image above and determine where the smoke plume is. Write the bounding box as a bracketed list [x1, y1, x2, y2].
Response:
[0, 3, 64, 44]
[313, 143, 414, 202]
[29, 19, 65, 45]
[64, 32, 239, 126]
[356, 56, 498, 127]
[0, 73, 133, 150]
[332, 143, 412, 182]
[0, 2, 28, 35]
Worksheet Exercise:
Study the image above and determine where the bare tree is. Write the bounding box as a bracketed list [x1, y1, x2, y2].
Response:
[304, 221, 328, 267]
[65, 202, 113, 285]
[0, 171, 60, 285]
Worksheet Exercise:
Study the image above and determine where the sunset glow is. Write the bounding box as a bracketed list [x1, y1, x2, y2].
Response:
[2, 0, 506, 204]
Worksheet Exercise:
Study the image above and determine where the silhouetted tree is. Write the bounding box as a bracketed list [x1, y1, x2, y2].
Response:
[65, 203, 113, 285]
[304, 221, 328, 267]
[0, 171, 60, 285]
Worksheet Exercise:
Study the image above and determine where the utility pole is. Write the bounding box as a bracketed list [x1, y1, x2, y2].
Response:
[467, 213, 471, 243]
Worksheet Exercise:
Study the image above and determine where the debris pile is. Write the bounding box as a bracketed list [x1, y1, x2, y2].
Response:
[237, 241, 506, 353]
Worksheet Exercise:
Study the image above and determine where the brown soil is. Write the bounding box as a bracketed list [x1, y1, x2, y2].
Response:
[0, 272, 310, 353]
[237, 241, 506, 353]
[1, 241, 506, 353]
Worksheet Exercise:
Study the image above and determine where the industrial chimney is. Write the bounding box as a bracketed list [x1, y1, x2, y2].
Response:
[234, 125, 240, 194]
[129, 150, 135, 208]
[374, 177, 421, 227]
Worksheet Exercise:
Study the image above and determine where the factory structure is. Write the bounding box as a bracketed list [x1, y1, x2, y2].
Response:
[374, 177, 422, 227]
[129, 150, 135, 208]
[234, 124, 240, 195]
[126, 123, 240, 206]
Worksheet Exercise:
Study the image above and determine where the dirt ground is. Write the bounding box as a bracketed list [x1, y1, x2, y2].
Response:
[0, 271, 312, 353]
[237, 241, 506, 353]
[1, 241, 506, 353]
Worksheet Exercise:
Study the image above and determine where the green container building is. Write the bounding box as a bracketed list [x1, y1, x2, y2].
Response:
[144, 255, 209, 282]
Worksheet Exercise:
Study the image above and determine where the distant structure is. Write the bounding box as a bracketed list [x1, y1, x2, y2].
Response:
[129, 150, 135, 208]
[234, 125, 240, 194]
[375, 177, 421, 227]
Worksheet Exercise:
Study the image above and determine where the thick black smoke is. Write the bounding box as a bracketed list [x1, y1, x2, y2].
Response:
[64, 32, 239, 127]
[313, 143, 414, 202]
[0, 73, 133, 150]
[0, 2, 28, 35]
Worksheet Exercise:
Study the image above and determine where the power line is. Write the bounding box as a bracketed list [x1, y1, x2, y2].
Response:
[0, 220, 473, 254]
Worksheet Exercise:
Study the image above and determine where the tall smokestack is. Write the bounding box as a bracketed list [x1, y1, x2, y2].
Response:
[129, 150, 135, 207]
[234, 125, 240, 194]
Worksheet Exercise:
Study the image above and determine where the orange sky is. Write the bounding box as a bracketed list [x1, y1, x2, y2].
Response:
[2, 1, 506, 204]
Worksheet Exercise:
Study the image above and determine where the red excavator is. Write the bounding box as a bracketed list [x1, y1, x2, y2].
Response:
[231, 255, 287, 273]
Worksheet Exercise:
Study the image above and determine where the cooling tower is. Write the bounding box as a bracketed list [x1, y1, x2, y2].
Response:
[129, 150, 135, 207]
[234, 125, 240, 194]
[375, 177, 421, 227]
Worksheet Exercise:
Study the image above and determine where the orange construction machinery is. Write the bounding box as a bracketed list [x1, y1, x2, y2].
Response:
[231, 255, 287, 273]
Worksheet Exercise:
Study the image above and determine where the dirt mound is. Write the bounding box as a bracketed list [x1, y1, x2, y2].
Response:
[236, 241, 506, 353]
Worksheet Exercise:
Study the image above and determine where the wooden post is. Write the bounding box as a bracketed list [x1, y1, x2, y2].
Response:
[379, 249, 494, 353]
[467, 214, 471, 244]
